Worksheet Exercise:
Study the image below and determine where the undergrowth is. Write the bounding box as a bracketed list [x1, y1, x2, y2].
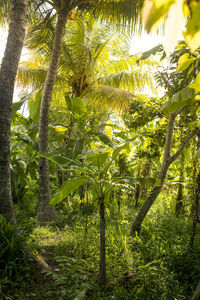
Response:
[1, 190, 200, 299]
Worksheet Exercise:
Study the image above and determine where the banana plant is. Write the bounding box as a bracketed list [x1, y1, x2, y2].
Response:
[39, 133, 161, 286]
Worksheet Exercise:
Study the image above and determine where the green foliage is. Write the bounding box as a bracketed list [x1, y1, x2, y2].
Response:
[160, 87, 195, 116]
[29, 90, 42, 123]
[50, 177, 89, 206]
[0, 215, 32, 299]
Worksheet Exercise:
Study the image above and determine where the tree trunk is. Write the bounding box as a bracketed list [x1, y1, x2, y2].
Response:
[134, 184, 141, 208]
[38, 10, 67, 224]
[141, 160, 151, 200]
[0, 0, 27, 225]
[99, 195, 106, 286]
[134, 165, 141, 208]
[190, 172, 200, 248]
[130, 114, 199, 236]
[175, 152, 184, 216]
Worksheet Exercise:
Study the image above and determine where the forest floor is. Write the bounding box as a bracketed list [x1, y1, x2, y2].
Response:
[1, 193, 200, 299]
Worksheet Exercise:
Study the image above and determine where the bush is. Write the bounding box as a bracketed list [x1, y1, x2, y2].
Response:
[0, 215, 32, 298]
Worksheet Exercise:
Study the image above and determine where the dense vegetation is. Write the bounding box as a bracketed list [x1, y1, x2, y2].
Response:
[1, 0, 200, 299]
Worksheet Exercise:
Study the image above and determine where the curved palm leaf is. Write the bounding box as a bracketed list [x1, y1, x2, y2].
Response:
[83, 86, 134, 113]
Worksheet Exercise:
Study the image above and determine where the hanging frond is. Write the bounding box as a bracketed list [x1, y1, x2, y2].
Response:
[17, 66, 47, 90]
[25, 12, 55, 59]
[98, 69, 157, 95]
[0, 0, 11, 27]
[92, 0, 143, 34]
[17, 62, 68, 91]
[83, 86, 135, 113]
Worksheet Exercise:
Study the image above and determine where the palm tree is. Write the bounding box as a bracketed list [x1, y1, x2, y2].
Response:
[19, 15, 156, 110]
[18, 2, 152, 224]
[0, 0, 27, 225]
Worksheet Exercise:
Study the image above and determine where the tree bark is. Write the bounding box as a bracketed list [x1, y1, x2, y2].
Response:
[134, 165, 141, 208]
[38, 10, 67, 224]
[99, 195, 106, 286]
[141, 160, 151, 200]
[0, 0, 27, 225]
[175, 152, 184, 216]
[130, 113, 199, 235]
[190, 172, 200, 248]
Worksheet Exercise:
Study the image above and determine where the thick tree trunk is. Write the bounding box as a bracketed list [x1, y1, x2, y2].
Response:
[99, 195, 106, 286]
[130, 113, 199, 236]
[0, 0, 27, 225]
[38, 11, 67, 224]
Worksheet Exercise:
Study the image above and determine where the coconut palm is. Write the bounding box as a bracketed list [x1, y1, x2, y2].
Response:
[0, 0, 27, 224]
[19, 15, 156, 111]
[18, 1, 152, 224]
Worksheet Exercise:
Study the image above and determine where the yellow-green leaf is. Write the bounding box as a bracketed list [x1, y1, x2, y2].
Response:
[142, 0, 175, 33]
[189, 72, 200, 94]
[177, 53, 196, 72]
[184, 2, 200, 52]
[105, 120, 112, 141]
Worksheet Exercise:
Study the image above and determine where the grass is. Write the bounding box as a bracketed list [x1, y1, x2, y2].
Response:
[1, 188, 200, 299]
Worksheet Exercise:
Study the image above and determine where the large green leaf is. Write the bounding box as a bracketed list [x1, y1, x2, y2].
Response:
[87, 151, 110, 168]
[160, 87, 195, 116]
[29, 91, 42, 123]
[12, 101, 25, 116]
[65, 95, 72, 111]
[73, 138, 85, 156]
[177, 53, 196, 72]
[12, 92, 32, 117]
[50, 177, 88, 206]
[138, 44, 163, 61]
[95, 132, 114, 147]
[71, 97, 86, 115]
[39, 152, 82, 167]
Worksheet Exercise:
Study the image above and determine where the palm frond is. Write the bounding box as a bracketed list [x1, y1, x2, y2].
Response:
[17, 62, 68, 90]
[83, 86, 135, 113]
[17, 66, 47, 90]
[98, 70, 157, 95]
[0, 0, 11, 26]
[25, 12, 55, 59]
[93, 0, 143, 34]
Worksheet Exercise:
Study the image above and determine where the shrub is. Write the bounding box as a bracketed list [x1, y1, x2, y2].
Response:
[0, 215, 32, 297]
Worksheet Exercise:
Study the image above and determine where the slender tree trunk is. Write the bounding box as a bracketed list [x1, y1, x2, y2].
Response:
[79, 185, 85, 207]
[134, 184, 141, 208]
[134, 165, 141, 208]
[99, 195, 106, 286]
[141, 160, 151, 200]
[175, 152, 184, 216]
[130, 113, 199, 235]
[190, 143, 197, 217]
[38, 10, 67, 224]
[0, 0, 27, 225]
[190, 172, 200, 248]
